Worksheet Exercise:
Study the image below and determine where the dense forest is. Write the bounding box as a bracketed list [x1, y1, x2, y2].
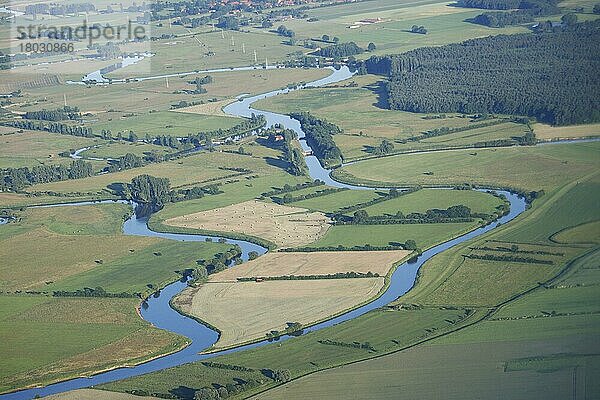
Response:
[454, 0, 560, 13]
[362, 21, 600, 125]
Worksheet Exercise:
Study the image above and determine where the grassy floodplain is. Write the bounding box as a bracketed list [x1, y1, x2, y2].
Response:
[0, 202, 237, 392]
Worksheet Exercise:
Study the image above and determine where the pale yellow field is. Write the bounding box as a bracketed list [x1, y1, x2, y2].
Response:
[534, 123, 600, 140]
[176, 278, 384, 350]
[209, 250, 410, 282]
[43, 388, 161, 400]
[172, 98, 236, 117]
[164, 200, 332, 247]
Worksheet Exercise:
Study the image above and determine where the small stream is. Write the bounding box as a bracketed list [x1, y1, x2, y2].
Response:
[1, 67, 529, 400]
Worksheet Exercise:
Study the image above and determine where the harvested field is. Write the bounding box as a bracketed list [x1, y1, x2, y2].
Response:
[209, 251, 410, 282]
[534, 123, 600, 140]
[172, 99, 236, 117]
[164, 200, 331, 247]
[175, 278, 384, 350]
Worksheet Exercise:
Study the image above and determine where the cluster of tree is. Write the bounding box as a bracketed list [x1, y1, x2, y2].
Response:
[363, 21, 600, 125]
[468, 10, 535, 27]
[338, 205, 475, 225]
[595, 4, 600, 13]
[5, 120, 94, 137]
[183, 75, 213, 94]
[337, 187, 418, 214]
[318, 42, 364, 58]
[373, 139, 394, 155]
[52, 286, 136, 298]
[262, 180, 325, 197]
[289, 112, 343, 167]
[276, 25, 295, 38]
[274, 187, 347, 204]
[24, 106, 80, 121]
[107, 153, 144, 173]
[25, 2, 95, 15]
[201, 362, 255, 372]
[267, 369, 292, 383]
[282, 243, 410, 252]
[1, 160, 94, 191]
[0, 51, 10, 70]
[318, 339, 375, 351]
[266, 324, 303, 341]
[192, 378, 263, 400]
[216, 15, 240, 30]
[410, 25, 427, 34]
[125, 175, 172, 207]
[466, 253, 554, 264]
[238, 271, 379, 282]
[198, 247, 243, 275]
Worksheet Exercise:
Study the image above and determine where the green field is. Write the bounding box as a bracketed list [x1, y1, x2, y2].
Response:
[0, 129, 105, 169]
[0, 296, 187, 394]
[79, 141, 175, 160]
[89, 111, 241, 138]
[310, 222, 481, 250]
[255, 75, 529, 160]
[334, 142, 600, 191]
[0, 201, 240, 391]
[0, 203, 234, 293]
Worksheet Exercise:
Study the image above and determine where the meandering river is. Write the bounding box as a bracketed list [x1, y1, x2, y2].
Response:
[1, 67, 528, 400]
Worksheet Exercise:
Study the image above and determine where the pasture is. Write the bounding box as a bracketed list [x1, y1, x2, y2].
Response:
[0, 203, 233, 293]
[0, 296, 185, 394]
[311, 222, 480, 250]
[0, 129, 102, 169]
[534, 122, 600, 140]
[45, 389, 161, 400]
[334, 142, 600, 191]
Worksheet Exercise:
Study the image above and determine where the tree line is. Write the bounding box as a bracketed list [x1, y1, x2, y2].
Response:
[23, 106, 81, 121]
[362, 21, 600, 125]
[237, 271, 379, 282]
[1, 160, 93, 191]
[274, 187, 347, 204]
[335, 205, 477, 225]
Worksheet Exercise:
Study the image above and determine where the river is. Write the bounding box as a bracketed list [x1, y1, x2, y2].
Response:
[0, 67, 528, 400]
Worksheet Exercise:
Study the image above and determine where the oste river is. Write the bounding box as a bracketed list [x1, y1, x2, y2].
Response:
[1, 67, 526, 399]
